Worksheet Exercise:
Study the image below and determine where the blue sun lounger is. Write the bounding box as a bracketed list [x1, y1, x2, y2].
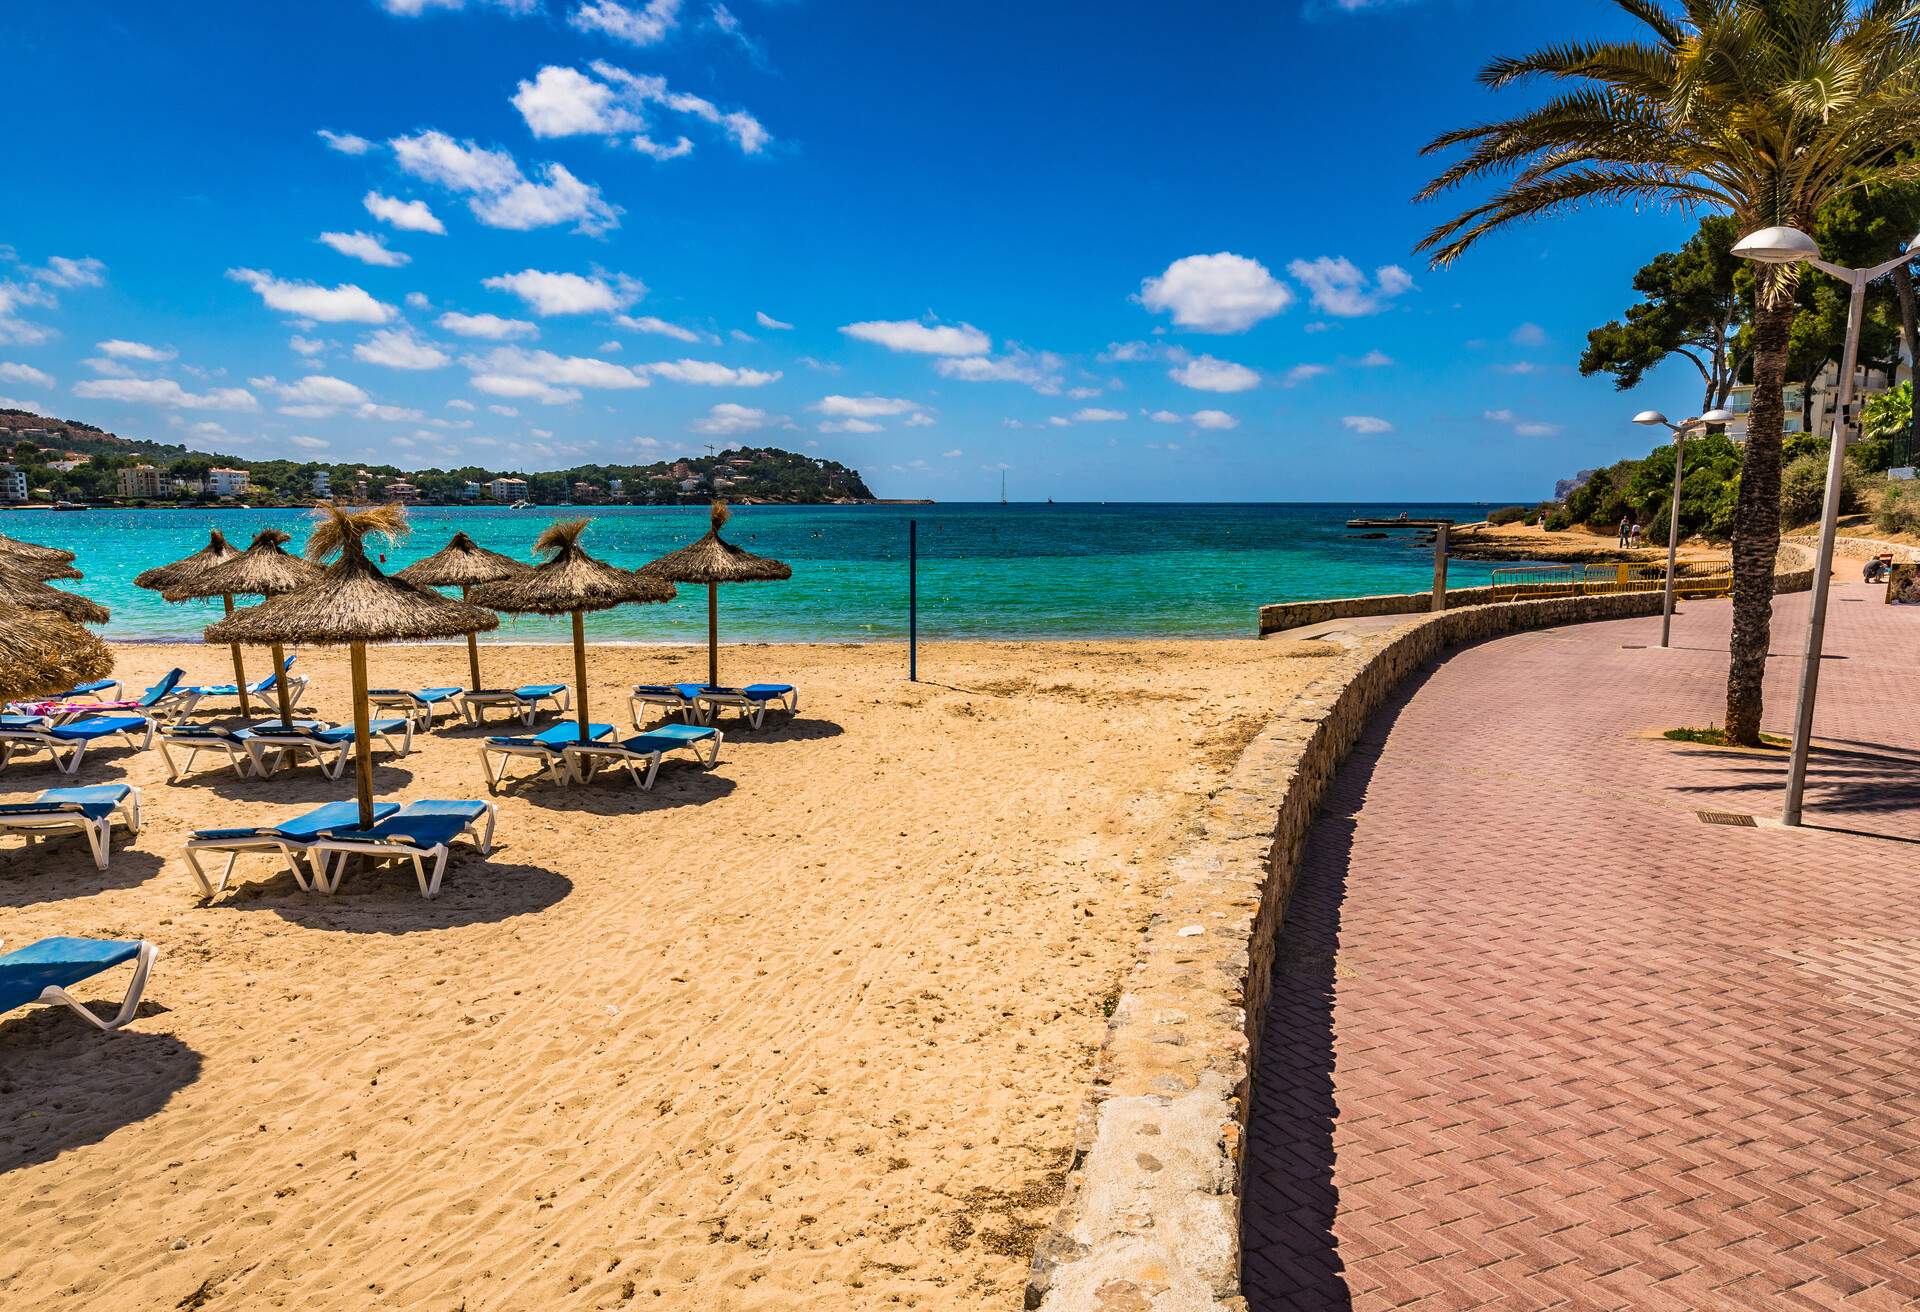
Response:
[563, 724, 724, 789]
[0, 936, 158, 1032]
[369, 686, 465, 731]
[182, 799, 402, 898]
[458, 684, 572, 728]
[0, 784, 142, 869]
[156, 722, 281, 781]
[245, 718, 415, 779]
[182, 656, 308, 710]
[0, 714, 157, 776]
[51, 678, 123, 703]
[694, 683, 799, 729]
[479, 721, 614, 788]
[631, 683, 706, 725]
[6, 669, 195, 726]
[305, 799, 498, 898]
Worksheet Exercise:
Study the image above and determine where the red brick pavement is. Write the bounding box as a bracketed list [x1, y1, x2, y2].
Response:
[1241, 582, 1920, 1311]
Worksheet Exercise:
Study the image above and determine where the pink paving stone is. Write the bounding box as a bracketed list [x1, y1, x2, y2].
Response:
[1241, 582, 1920, 1310]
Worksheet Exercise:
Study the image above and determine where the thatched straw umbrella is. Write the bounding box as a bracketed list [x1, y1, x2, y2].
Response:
[0, 547, 82, 582]
[0, 561, 109, 625]
[165, 529, 322, 727]
[469, 519, 675, 743]
[639, 502, 791, 688]
[0, 610, 112, 705]
[396, 531, 528, 692]
[135, 528, 256, 717]
[0, 532, 77, 573]
[207, 505, 498, 828]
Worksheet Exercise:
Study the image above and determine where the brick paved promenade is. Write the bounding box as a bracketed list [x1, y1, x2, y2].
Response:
[1242, 582, 1920, 1310]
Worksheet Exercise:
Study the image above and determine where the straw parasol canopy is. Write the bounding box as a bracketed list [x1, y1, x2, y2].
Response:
[165, 529, 322, 726]
[0, 610, 113, 705]
[470, 519, 675, 743]
[0, 532, 77, 572]
[209, 504, 498, 827]
[0, 561, 109, 625]
[133, 528, 237, 592]
[135, 527, 258, 715]
[639, 502, 791, 687]
[396, 531, 529, 691]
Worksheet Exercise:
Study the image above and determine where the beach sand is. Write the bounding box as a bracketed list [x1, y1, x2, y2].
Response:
[0, 637, 1330, 1310]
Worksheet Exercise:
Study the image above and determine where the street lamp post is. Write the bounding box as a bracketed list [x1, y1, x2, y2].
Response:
[1633, 407, 1736, 648]
[1733, 224, 1919, 826]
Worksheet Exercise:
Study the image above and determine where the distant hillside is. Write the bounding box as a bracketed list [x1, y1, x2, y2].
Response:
[0, 409, 876, 506]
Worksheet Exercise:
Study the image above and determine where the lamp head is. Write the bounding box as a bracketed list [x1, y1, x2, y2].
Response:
[1733, 225, 1821, 265]
[1699, 408, 1736, 426]
[1632, 410, 1672, 428]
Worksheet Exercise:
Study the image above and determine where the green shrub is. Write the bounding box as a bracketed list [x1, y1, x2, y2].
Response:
[1779, 453, 1861, 528]
[1877, 482, 1920, 535]
[1857, 382, 1912, 473]
[1487, 505, 1530, 526]
[1543, 509, 1571, 532]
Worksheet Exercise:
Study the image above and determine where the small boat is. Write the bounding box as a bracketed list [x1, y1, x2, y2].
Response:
[509, 500, 532, 510]
[52, 500, 89, 512]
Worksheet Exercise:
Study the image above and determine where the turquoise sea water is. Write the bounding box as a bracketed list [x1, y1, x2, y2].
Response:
[10, 503, 1523, 643]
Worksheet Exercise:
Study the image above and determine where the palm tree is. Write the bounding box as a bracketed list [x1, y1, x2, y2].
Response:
[1417, 0, 1920, 745]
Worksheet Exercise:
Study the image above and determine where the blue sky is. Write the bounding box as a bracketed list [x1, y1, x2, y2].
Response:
[2, 0, 1710, 502]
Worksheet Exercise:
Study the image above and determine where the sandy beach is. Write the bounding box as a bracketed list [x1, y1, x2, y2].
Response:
[0, 636, 1332, 1310]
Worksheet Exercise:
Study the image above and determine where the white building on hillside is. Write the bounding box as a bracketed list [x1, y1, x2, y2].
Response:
[207, 467, 251, 498]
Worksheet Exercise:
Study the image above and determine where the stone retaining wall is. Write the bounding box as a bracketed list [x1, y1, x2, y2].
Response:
[1258, 569, 1739, 636]
[1026, 543, 1815, 1312]
[1785, 532, 1920, 563]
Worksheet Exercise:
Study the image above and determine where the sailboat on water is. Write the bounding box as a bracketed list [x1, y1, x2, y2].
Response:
[1000, 471, 1007, 505]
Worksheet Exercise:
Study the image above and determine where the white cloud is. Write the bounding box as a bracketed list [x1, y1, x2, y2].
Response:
[840, 318, 990, 356]
[437, 310, 537, 339]
[483, 268, 642, 316]
[447, 398, 477, 410]
[73, 377, 256, 410]
[1282, 363, 1329, 387]
[0, 362, 54, 388]
[33, 256, 106, 290]
[1100, 340, 1154, 363]
[1148, 409, 1183, 424]
[1356, 349, 1393, 367]
[286, 434, 330, 450]
[1287, 258, 1416, 317]
[513, 65, 643, 138]
[570, 0, 683, 45]
[1485, 408, 1559, 437]
[692, 401, 768, 435]
[96, 339, 175, 362]
[942, 448, 963, 458]
[1170, 354, 1260, 393]
[1139, 252, 1293, 333]
[586, 61, 770, 156]
[475, 344, 649, 389]
[935, 347, 1064, 393]
[81, 356, 134, 377]
[290, 335, 327, 357]
[615, 314, 704, 342]
[1071, 407, 1127, 422]
[815, 394, 922, 419]
[318, 129, 373, 155]
[228, 268, 397, 323]
[355, 326, 450, 370]
[320, 230, 410, 268]
[0, 280, 55, 345]
[1342, 415, 1393, 434]
[276, 374, 371, 406]
[406, 292, 430, 310]
[756, 310, 792, 330]
[364, 192, 447, 235]
[1190, 409, 1239, 430]
[473, 374, 582, 405]
[904, 412, 935, 427]
[1493, 361, 1539, 375]
[1511, 322, 1548, 347]
[390, 130, 619, 235]
[487, 403, 518, 416]
[645, 359, 779, 386]
[820, 418, 881, 433]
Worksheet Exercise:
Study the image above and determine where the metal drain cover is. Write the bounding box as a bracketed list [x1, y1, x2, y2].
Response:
[1698, 811, 1757, 827]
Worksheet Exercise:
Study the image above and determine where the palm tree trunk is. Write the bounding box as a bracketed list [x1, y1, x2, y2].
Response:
[1894, 264, 1918, 446]
[1725, 289, 1793, 746]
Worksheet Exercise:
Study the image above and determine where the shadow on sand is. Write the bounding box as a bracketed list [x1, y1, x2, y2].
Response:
[0, 846, 165, 909]
[0, 1003, 200, 1174]
[212, 857, 571, 932]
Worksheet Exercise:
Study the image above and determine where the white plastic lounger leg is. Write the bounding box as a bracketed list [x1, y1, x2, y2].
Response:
[39, 941, 157, 1032]
[84, 818, 109, 869]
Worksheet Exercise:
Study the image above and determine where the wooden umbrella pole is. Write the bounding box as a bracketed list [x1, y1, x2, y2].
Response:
[270, 641, 294, 726]
[707, 582, 719, 688]
[223, 594, 253, 718]
[572, 609, 590, 742]
[462, 585, 483, 690]
[350, 641, 376, 829]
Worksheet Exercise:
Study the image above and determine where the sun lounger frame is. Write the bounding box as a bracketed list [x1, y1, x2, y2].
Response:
[563, 728, 724, 789]
[0, 937, 158, 1033]
[306, 803, 498, 899]
[0, 787, 142, 869]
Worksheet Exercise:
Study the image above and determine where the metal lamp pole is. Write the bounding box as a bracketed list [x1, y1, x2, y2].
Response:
[1634, 407, 1736, 648]
[1733, 225, 1919, 826]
